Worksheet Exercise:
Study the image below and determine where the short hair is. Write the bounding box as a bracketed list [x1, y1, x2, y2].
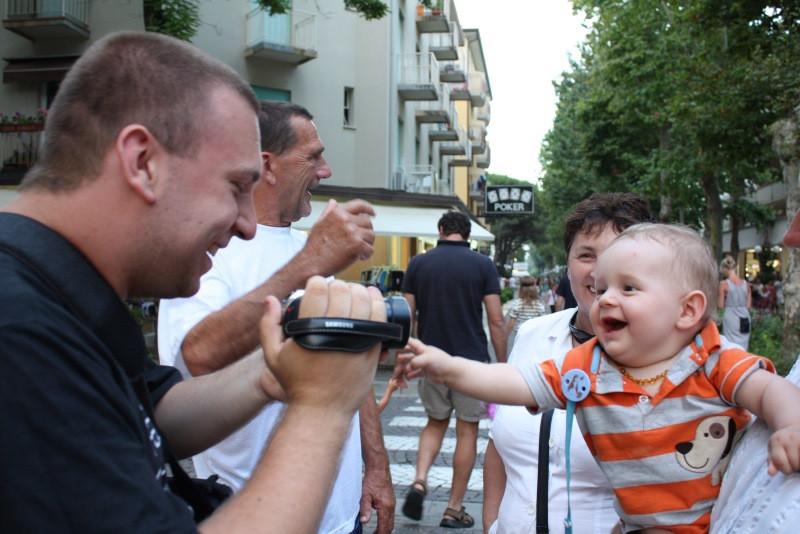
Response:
[614, 223, 719, 321]
[258, 101, 314, 154]
[21, 31, 258, 192]
[518, 275, 541, 305]
[563, 193, 657, 256]
[438, 211, 471, 239]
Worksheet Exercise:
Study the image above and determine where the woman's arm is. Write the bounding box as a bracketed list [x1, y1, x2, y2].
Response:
[482, 439, 506, 532]
[718, 280, 727, 310]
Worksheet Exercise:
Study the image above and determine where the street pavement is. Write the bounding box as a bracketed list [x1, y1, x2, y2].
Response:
[364, 365, 488, 533]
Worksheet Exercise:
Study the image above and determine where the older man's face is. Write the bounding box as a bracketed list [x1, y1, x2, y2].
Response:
[270, 117, 332, 224]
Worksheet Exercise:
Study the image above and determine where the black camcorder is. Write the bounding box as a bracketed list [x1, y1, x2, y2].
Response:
[282, 289, 411, 352]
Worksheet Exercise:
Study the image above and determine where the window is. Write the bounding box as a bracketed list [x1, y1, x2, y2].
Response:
[344, 87, 355, 127]
[251, 85, 290, 102]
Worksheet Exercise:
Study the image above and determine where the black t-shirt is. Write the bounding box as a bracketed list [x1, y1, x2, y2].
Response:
[0, 214, 195, 532]
[556, 275, 577, 310]
[401, 240, 500, 361]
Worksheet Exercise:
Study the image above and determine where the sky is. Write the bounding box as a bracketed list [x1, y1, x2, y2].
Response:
[454, 1, 588, 184]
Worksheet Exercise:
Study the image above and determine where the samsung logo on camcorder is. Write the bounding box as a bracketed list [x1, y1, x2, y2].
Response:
[325, 320, 354, 329]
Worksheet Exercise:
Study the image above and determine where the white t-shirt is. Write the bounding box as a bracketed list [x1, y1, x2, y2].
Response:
[158, 225, 361, 534]
[488, 309, 617, 534]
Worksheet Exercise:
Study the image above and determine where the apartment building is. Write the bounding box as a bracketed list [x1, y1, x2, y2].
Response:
[0, 0, 495, 283]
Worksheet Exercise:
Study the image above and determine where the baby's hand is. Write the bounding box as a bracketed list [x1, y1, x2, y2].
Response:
[396, 338, 454, 384]
[767, 423, 800, 475]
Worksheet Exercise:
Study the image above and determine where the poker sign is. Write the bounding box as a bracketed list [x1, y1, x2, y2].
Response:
[484, 185, 534, 215]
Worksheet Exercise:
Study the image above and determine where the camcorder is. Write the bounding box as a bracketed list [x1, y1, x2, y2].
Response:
[282, 289, 411, 352]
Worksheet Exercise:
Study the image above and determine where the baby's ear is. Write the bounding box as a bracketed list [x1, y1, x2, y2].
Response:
[677, 290, 707, 330]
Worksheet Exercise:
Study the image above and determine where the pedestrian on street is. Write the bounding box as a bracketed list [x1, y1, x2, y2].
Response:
[400, 210, 506, 529]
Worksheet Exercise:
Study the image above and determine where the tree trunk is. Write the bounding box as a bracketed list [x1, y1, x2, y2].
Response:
[658, 125, 673, 222]
[772, 108, 800, 366]
[701, 172, 724, 262]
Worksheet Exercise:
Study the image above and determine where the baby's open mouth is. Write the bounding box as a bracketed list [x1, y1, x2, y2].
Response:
[603, 318, 627, 331]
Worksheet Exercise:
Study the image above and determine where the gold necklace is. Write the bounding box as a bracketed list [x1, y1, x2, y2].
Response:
[617, 365, 667, 386]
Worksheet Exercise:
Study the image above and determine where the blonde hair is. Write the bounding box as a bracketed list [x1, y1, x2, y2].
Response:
[613, 223, 719, 321]
[518, 276, 540, 306]
[720, 255, 737, 273]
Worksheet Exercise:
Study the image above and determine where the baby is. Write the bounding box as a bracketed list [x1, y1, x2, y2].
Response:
[399, 223, 800, 533]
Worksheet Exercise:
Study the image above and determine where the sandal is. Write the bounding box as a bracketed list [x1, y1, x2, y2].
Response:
[401, 480, 426, 521]
[439, 506, 474, 529]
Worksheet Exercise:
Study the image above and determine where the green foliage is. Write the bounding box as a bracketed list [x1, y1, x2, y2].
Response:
[500, 287, 515, 305]
[143, 0, 201, 41]
[749, 313, 795, 377]
[536, 0, 800, 263]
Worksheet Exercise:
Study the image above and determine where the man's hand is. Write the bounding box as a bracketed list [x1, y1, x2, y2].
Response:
[259, 276, 385, 413]
[360, 465, 395, 533]
[298, 199, 376, 276]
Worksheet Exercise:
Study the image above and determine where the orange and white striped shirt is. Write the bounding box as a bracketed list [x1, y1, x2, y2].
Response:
[516, 321, 774, 533]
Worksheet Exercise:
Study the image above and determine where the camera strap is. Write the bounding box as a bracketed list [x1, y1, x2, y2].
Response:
[284, 317, 404, 352]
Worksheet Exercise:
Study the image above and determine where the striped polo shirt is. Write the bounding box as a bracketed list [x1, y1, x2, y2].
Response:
[516, 321, 774, 533]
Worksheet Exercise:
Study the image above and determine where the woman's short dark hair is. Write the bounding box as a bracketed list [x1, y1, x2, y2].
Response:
[562, 193, 656, 255]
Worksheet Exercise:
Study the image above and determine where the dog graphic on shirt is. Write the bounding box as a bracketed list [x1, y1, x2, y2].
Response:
[675, 415, 746, 486]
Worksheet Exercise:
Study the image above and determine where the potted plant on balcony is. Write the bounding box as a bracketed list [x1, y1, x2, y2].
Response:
[0, 109, 47, 133]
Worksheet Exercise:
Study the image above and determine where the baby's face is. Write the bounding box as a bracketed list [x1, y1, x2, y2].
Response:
[590, 238, 686, 367]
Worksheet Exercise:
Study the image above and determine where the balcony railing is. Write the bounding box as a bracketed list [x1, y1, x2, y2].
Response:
[439, 49, 466, 83]
[416, 1, 449, 33]
[415, 83, 452, 124]
[0, 122, 44, 185]
[3, 0, 90, 40]
[440, 124, 468, 156]
[398, 52, 439, 100]
[467, 72, 488, 107]
[428, 105, 459, 141]
[476, 143, 490, 169]
[428, 23, 461, 61]
[469, 121, 486, 154]
[245, 8, 317, 64]
[475, 100, 491, 124]
[394, 164, 451, 195]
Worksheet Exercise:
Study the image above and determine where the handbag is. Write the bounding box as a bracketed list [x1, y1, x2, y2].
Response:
[740, 316, 750, 334]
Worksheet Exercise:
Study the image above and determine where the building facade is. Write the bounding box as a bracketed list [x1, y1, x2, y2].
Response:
[1, 0, 495, 282]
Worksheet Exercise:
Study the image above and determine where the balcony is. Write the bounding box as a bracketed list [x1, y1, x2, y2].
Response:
[246, 8, 317, 65]
[439, 50, 466, 83]
[469, 121, 486, 155]
[415, 83, 452, 124]
[475, 143, 490, 168]
[440, 124, 468, 156]
[467, 72, 488, 107]
[0, 122, 44, 185]
[393, 165, 451, 195]
[469, 173, 486, 199]
[428, 24, 461, 61]
[398, 52, 439, 101]
[475, 100, 491, 124]
[428, 104, 459, 141]
[415, 1, 449, 33]
[3, 0, 89, 40]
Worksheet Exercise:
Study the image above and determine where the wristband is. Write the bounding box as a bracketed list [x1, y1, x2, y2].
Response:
[284, 317, 403, 352]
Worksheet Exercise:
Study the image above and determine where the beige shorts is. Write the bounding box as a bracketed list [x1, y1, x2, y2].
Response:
[418, 377, 486, 422]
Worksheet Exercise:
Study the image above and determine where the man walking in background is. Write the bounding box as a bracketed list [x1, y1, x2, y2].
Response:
[399, 210, 506, 529]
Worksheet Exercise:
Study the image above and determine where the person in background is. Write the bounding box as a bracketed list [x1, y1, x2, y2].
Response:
[400, 210, 506, 529]
[719, 255, 751, 350]
[506, 275, 547, 341]
[555, 273, 577, 311]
